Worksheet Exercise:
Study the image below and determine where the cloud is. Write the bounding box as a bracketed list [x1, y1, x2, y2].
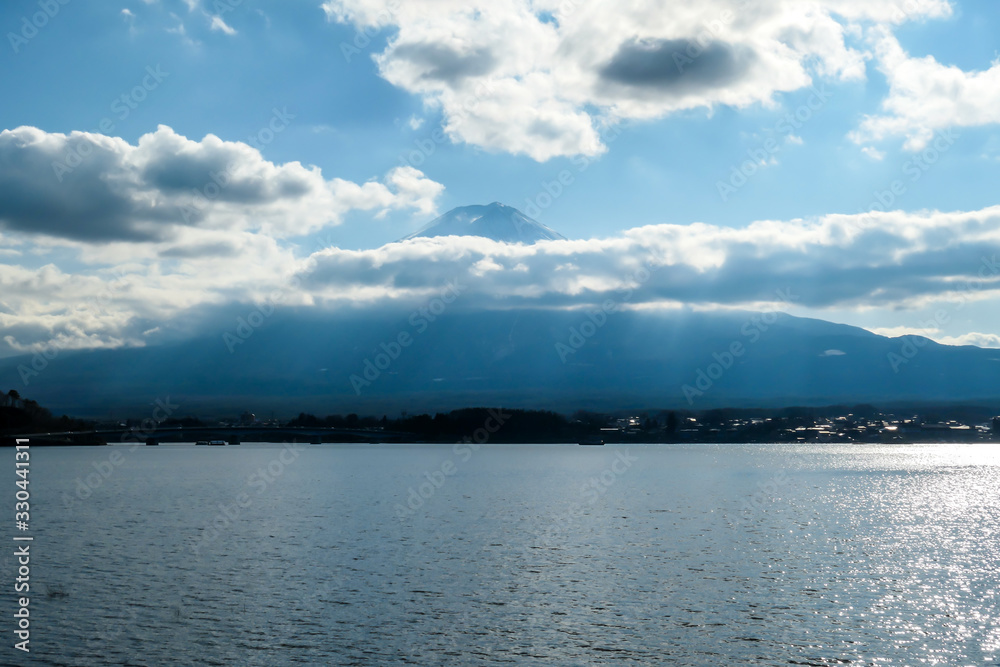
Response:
[852, 30, 1000, 150]
[870, 325, 937, 338]
[296, 206, 1000, 312]
[0, 130, 159, 243]
[879, 327, 1000, 349]
[0, 125, 444, 243]
[861, 146, 885, 160]
[322, 0, 949, 160]
[4, 150, 1000, 355]
[936, 332, 1000, 349]
[208, 14, 237, 35]
[382, 166, 445, 217]
[0, 224, 316, 355]
[0, 124, 445, 355]
[165, 14, 197, 46]
[599, 38, 754, 93]
[391, 43, 498, 84]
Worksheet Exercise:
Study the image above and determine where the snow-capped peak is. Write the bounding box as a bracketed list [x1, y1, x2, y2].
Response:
[401, 202, 566, 244]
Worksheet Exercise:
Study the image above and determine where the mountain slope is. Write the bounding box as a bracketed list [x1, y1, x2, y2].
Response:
[401, 202, 566, 243]
[2, 309, 998, 417]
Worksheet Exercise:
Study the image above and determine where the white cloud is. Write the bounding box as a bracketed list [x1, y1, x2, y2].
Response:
[852, 29, 1000, 150]
[0, 125, 444, 243]
[4, 131, 1000, 354]
[0, 125, 447, 354]
[165, 13, 197, 46]
[936, 332, 1000, 348]
[871, 328, 1000, 349]
[861, 146, 885, 160]
[208, 14, 236, 35]
[323, 0, 950, 160]
[381, 165, 444, 217]
[869, 325, 937, 338]
[296, 206, 1000, 312]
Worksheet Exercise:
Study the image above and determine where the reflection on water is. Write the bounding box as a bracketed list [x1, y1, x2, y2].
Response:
[12, 443, 1000, 665]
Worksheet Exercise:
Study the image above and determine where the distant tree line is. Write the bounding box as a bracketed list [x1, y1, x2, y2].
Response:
[288, 408, 573, 442]
[0, 390, 93, 433]
[3, 390, 999, 443]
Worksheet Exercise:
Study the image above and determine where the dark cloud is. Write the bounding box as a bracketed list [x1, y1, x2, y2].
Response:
[600, 38, 753, 92]
[527, 119, 566, 142]
[142, 152, 237, 194]
[392, 43, 497, 83]
[0, 126, 325, 243]
[140, 149, 310, 206]
[0, 131, 165, 242]
[0, 126, 443, 247]
[159, 241, 241, 259]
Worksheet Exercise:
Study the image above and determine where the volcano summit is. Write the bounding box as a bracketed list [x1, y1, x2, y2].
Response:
[401, 202, 566, 244]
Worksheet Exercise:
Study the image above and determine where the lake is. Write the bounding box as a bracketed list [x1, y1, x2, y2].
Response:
[9, 442, 1000, 665]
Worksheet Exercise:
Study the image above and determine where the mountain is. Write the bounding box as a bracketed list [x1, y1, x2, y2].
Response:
[3, 309, 998, 417]
[401, 202, 566, 243]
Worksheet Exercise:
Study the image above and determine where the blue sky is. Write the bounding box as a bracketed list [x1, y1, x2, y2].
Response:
[1, 0, 999, 356]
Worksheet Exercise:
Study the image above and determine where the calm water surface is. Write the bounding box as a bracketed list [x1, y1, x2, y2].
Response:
[8, 443, 1000, 665]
